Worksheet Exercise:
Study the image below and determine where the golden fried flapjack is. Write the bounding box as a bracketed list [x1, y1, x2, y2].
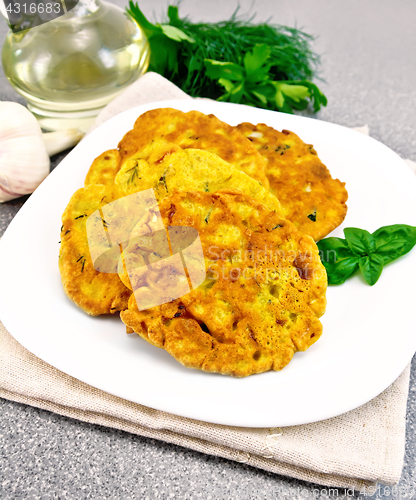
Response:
[114, 141, 283, 215]
[236, 122, 348, 240]
[115, 108, 269, 188]
[120, 190, 327, 377]
[59, 184, 131, 316]
[84, 149, 121, 186]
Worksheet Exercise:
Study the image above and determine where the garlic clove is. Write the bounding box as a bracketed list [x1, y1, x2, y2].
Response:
[42, 129, 84, 157]
[0, 102, 50, 203]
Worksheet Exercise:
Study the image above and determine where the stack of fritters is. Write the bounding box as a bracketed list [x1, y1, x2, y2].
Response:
[59, 108, 347, 377]
[120, 189, 326, 377]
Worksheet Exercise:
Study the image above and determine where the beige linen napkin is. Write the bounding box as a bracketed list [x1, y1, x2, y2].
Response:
[1, 72, 413, 493]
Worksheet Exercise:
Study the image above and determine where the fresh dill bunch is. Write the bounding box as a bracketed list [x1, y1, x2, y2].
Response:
[126, 3, 327, 113]
[167, 7, 321, 98]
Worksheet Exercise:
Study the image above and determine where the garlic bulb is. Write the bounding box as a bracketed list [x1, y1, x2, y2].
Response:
[0, 102, 50, 202]
[0, 102, 84, 203]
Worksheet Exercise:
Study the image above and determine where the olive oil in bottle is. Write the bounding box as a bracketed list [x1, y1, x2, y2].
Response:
[2, 0, 150, 131]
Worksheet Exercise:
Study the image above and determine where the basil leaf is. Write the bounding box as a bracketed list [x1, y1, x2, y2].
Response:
[373, 224, 416, 246]
[344, 227, 376, 256]
[327, 256, 360, 285]
[317, 237, 353, 261]
[317, 238, 360, 285]
[359, 254, 384, 286]
[373, 224, 416, 265]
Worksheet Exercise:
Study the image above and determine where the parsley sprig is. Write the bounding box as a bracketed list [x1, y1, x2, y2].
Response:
[204, 44, 327, 112]
[126, 3, 327, 114]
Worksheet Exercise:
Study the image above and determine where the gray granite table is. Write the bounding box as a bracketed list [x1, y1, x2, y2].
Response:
[1, 1, 415, 499]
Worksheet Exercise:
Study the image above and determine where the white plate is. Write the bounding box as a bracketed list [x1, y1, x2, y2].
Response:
[1, 99, 415, 428]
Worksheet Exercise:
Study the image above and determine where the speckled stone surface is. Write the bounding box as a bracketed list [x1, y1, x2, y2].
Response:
[1, 1, 415, 498]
